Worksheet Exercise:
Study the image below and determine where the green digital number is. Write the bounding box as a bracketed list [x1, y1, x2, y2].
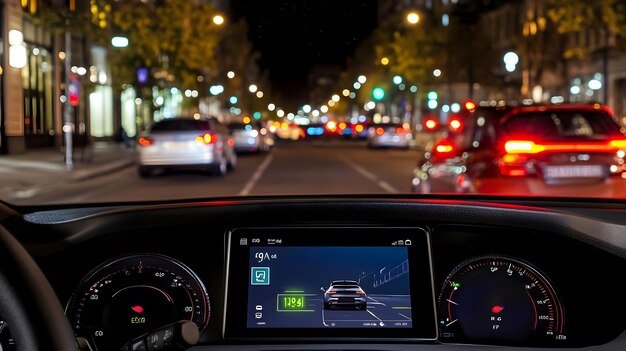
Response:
[282, 296, 305, 310]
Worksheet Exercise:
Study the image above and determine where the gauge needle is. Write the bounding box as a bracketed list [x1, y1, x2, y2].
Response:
[446, 299, 459, 305]
[446, 319, 458, 327]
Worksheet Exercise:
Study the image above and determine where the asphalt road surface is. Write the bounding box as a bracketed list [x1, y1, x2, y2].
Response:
[18, 141, 419, 204]
[9, 140, 626, 205]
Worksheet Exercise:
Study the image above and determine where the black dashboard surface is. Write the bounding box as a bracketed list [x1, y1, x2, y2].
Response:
[1, 195, 626, 350]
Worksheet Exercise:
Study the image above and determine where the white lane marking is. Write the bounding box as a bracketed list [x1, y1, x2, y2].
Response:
[398, 313, 412, 321]
[446, 319, 458, 327]
[366, 296, 387, 306]
[339, 157, 399, 194]
[322, 306, 328, 326]
[366, 309, 382, 321]
[446, 299, 459, 305]
[239, 154, 274, 196]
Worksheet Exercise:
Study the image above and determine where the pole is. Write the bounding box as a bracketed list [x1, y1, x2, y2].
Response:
[63, 31, 73, 171]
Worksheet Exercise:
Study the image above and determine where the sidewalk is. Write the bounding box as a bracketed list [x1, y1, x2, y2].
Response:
[0, 141, 136, 201]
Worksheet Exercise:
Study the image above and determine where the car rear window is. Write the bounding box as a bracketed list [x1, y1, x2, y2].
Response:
[150, 119, 210, 132]
[501, 111, 623, 140]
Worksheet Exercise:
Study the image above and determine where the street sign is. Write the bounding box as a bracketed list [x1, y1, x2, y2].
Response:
[68, 80, 79, 106]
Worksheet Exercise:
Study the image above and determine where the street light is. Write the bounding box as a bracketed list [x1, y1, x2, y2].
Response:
[248, 84, 258, 93]
[331, 94, 340, 102]
[213, 15, 225, 26]
[503, 51, 519, 73]
[111, 36, 129, 48]
[381, 57, 389, 66]
[358, 75, 367, 84]
[227, 71, 235, 79]
[406, 12, 420, 25]
[392, 75, 403, 85]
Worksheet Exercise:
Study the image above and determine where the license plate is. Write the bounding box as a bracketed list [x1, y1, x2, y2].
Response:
[543, 165, 605, 179]
[162, 141, 191, 150]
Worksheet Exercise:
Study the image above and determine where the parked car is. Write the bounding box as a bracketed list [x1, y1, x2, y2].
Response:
[322, 280, 367, 310]
[367, 123, 412, 149]
[412, 104, 626, 195]
[228, 122, 271, 153]
[137, 117, 237, 177]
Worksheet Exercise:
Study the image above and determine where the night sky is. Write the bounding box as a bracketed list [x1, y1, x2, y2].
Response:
[230, 0, 378, 105]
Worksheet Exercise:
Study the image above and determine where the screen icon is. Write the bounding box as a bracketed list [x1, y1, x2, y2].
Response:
[255, 305, 263, 311]
[398, 240, 404, 245]
[240, 238, 248, 246]
[251, 267, 270, 285]
[405, 239, 412, 246]
[255, 312, 263, 319]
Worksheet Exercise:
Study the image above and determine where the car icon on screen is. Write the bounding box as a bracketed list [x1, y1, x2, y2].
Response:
[321, 280, 367, 310]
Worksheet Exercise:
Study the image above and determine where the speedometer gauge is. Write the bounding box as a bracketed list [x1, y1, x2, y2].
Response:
[438, 256, 566, 345]
[66, 254, 210, 351]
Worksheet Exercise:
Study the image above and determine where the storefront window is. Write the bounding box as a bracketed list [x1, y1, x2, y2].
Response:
[22, 44, 53, 137]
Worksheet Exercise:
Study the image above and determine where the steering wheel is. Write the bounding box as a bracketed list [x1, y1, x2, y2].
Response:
[0, 225, 77, 351]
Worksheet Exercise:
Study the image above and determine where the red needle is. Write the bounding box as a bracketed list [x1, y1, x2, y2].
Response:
[491, 305, 504, 314]
[131, 305, 144, 313]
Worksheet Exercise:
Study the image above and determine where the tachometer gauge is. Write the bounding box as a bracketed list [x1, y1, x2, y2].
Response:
[66, 254, 210, 351]
[438, 256, 565, 345]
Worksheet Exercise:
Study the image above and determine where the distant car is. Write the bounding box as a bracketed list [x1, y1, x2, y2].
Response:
[322, 280, 367, 310]
[412, 104, 626, 195]
[228, 122, 271, 153]
[137, 117, 237, 177]
[367, 123, 412, 149]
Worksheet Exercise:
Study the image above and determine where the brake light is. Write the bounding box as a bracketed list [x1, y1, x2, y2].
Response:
[504, 140, 544, 154]
[339, 122, 347, 130]
[355, 124, 364, 133]
[326, 291, 337, 294]
[356, 290, 366, 295]
[138, 137, 153, 147]
[376, 127, 384, 135]
[227, 138, 235, 146]
[424, 118, 438, 131]
[464, 100, 476, 111]
[449, 118, 462, 131]
[434, 140, 454, 154]
[610, 139, 626, 149]
[498, 154, 529, 176]
[396, 127, 406, 135]
[505, 139, 626, 154]
[195, 133, 218, 144]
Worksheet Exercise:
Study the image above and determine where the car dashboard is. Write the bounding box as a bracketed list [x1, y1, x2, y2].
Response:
[1, 196, 625, 351]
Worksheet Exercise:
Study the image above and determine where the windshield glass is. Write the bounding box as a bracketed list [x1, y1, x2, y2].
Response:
[2, 0, 626, 204]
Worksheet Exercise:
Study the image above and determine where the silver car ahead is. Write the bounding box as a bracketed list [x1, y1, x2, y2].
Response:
[367, 123, 412, 149]
[137, 117, 237, 177]
[228, 122, 271, 153]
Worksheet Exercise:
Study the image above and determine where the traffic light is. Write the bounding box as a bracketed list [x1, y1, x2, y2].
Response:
[372, 87, 385, 101]
[427, 91, 438, 110]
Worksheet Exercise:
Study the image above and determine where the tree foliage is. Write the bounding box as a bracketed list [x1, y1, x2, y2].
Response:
[112, 0, 223, 89]
[548, 0, 626, 56]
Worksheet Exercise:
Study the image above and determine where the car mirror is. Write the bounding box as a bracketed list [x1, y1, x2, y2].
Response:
[320, 287, 326, 292]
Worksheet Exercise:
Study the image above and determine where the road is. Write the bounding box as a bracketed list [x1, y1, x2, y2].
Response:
[20, 141, 419, 204]
[9, 140, 626, 205]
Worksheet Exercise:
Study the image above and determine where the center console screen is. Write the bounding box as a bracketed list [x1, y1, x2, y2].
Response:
[224, 227, 437, 340]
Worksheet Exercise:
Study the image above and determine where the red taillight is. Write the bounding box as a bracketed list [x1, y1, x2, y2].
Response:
[610, 139, 626, 149]
[376, 127, 384, 135]
[498, 154, 529, 176]
[464, 100, 476, 111]
[424, 118, 438, 131]
[356, 290, 366, 295]
[227, 138, 235, 146]
[504, 140, 544, 154]
[195, 133, 218, 144]
[138, 137, 153, 147]
[504, 139, 626, 154]
[449, 118, 462, 131]
[434, 140, 454, 154]
[326, 291, 337, 294]
[396, 127, 407, 135]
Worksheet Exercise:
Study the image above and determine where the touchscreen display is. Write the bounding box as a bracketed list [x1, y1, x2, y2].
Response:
[247, 246, 412, 329]
[225, 227, 437, 340]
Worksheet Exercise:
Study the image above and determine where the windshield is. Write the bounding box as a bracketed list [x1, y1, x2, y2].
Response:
[2, 0, 626, 204]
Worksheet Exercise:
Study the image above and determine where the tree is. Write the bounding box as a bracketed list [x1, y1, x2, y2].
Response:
[112, 0, 223, 90]
[548, 0, 626, 57]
